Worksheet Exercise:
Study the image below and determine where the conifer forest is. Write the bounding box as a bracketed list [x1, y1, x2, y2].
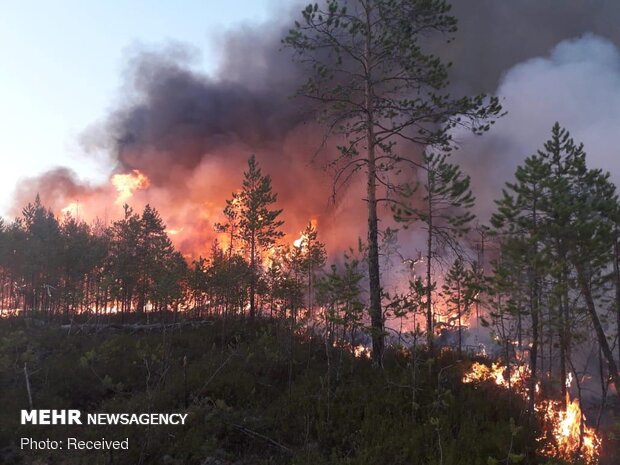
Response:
[2, 1, 620, 464]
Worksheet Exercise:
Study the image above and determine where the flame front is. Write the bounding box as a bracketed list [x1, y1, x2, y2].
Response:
[463, 362, 531, 397]
[463, 362, 601, 464]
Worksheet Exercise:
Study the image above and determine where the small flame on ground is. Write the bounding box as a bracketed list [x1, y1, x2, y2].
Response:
[463, 362, 601, 464]
[353, 344, 371, 359]
[0, 308, 22, 317]
[537, 373, 600, 464]
[463, 362, 531, 396]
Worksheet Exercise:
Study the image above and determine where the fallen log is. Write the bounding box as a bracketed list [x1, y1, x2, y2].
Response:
[59, 320, 214, 334]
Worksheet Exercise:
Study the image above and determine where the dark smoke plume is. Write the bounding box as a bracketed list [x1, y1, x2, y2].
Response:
[12, 168, 104, 217]
[12, 0, 620, 256]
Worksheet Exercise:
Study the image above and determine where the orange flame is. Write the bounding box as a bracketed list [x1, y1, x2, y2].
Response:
[462, 362, 531, 396]
[111, 170, 150, 205]
[166, 227, 184, 236]
[353, 344, 371, 359]
[463, 362, 601, 464]
[292, 218, 318, 249]
[536, 374, 600, 464]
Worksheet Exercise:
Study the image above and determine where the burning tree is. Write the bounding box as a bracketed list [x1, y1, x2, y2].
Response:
[292, 222, 327, 315]
[284, 0, 502, 365]
[221, 155, 284, 319]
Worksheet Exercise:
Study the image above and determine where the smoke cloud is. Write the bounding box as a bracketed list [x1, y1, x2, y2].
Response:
[11, 1, 620, 259]
[446, 0, 620, 94]
[456, 34, 620, 221]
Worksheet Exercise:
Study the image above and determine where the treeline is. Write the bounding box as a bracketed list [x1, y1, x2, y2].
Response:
[0, 199, 187, 317]
[0, 156, 369, 348]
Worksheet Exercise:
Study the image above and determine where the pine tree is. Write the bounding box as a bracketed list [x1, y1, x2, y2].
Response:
[215, 194, 241, 258]
[537, 123, 585, 400]
[553, 134, 620, 394]
[0, 218, 29, 313]
[492, 123, 620, 399]
[21, 195, 62, 315]
[293, 222, 327, 316]
[106, 204, 185, 315]
[285, 0, 502, 366]
[189, 257, 208, 316]
[108, 205, 142, 315]
[137, 204, 182, 313]
[228, 155, 284, 319]
[491, 151, 549, 407]
[441, 258, 480, 357]
[59, 215, 97, 315]
[393, 151, 475, 351]
[316, 250, 365, 350]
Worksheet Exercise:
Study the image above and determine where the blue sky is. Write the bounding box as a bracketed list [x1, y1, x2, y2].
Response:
[0, 0, 281, 215]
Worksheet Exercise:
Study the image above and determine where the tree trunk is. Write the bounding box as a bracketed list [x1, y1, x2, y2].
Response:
[364, 5, 383, 367]
[249, 231, 256, 320]
[426, 178, 434, 353]
[559, 304, 567, 404]
[366, 141, 383, 366]
[457, 282, 462, 358]
[577, 266, 620, 393]
[557, 258, 570, 405]
[528, 200, 540, 415]
[528, 296, 539, 413]
[614, 227, 620, 365]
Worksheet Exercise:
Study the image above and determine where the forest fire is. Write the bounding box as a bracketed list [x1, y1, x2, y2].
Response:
[462, 362, 531, 395]
[111, 170, 150, 205]
[4, 1, 620, 464]
[293, 219, 318, 249]
[353, 344, 371, 359]
[536, 373, 601, 465]
[43, 163, 337, 263]
[463, 363, 601, 463]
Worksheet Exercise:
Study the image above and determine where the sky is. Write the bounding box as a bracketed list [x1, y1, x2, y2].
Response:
[0, 0, 280, 215]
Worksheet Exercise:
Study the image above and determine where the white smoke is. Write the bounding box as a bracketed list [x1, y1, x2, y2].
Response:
[456, 34, 620, 220]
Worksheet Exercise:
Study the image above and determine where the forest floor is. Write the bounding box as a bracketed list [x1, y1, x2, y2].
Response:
[0, 314, 615, 465]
